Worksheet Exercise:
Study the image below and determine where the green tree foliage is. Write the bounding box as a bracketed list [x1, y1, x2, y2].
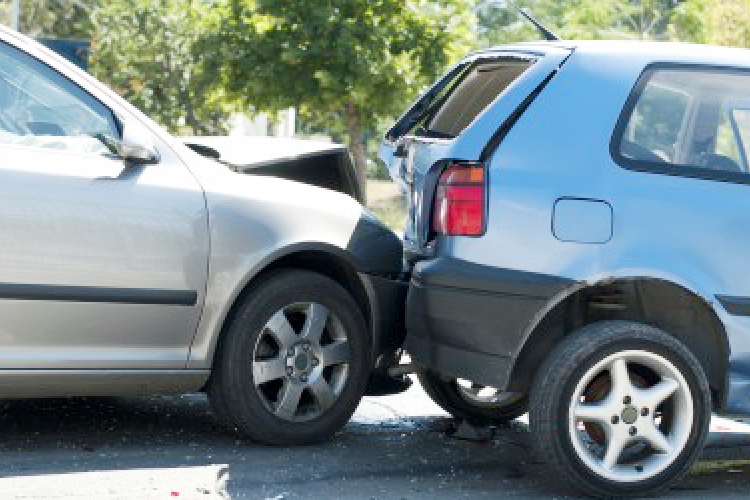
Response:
[214, 0, 476, 190]
[669, 0, 750, 46]
[90, 0, 236, 135]
[1, 0, 94, 38]
[477, 0, 689, 46]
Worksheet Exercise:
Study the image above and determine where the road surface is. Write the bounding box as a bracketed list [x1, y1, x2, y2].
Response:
[0, 379, 748, 499]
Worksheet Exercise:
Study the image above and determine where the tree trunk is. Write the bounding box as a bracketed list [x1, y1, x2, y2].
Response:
[344, 101, 367, 205]
[182, 88, 206, 136]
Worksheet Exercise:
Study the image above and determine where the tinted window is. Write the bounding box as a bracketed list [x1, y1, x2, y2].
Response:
[421, 59, 531, 138]
[615, 67, 750, 176]
[0, 41, 119, 154]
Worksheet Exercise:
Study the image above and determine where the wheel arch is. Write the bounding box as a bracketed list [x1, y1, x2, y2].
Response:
[509, 276, 730, 410]
[206, 243, 373, 371]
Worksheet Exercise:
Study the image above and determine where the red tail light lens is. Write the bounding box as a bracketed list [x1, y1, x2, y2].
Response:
[432, 162, 486, 236]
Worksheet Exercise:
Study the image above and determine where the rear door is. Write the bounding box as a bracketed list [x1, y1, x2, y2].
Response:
[380, 46, 572, 256]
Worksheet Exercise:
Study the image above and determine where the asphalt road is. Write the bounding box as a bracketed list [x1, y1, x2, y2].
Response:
[0, 380, 749, 499]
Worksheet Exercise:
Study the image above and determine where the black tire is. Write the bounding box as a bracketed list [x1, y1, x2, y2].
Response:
[418, 370, 527, 425]
[529, 321, 711, 498]
[207, 269, 370, 445]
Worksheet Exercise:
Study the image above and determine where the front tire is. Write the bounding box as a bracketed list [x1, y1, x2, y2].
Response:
[529, 321, 710, 497]
[207, 270, 370, 445]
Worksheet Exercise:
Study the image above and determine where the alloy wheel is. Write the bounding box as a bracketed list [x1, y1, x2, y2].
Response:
[568, 350, 693, 482]
[252, 302, 350, 422]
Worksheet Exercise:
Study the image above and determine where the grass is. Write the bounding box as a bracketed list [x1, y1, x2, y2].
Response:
[691, 458, 750, 475]
[366, 179, 406, 233]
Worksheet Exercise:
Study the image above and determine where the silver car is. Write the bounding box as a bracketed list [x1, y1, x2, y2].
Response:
[0, 26, 406, 445]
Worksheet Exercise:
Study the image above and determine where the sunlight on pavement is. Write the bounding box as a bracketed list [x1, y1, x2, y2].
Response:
[0, 465, 228, 500]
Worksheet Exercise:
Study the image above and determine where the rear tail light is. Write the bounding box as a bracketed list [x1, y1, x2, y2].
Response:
[432, 162, 486, 236]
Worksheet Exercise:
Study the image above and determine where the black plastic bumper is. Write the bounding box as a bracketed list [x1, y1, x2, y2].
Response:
[360, 272, 411, 396]
[405, 257, 575, 389]
[360, 273, 408, 363]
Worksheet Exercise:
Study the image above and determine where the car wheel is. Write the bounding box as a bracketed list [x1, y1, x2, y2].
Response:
[207, 269, 369, 445]
[529, 320, 711, 498]
[418, 370, 527, 425]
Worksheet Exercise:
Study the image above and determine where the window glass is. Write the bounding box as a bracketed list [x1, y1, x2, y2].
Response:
[421, 59, 531, 138]
[615, 67, 750, 175]
[621, 82, 689, 163]
[0, 41, 119, 154]
[715, 110, 742, 164]
[730, 108, 750, 163]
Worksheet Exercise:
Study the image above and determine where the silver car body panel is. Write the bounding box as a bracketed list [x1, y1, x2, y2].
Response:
[184, 165, 363, 369]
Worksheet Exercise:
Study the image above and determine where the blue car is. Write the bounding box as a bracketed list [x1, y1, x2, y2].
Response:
[381, 40, 750, 497]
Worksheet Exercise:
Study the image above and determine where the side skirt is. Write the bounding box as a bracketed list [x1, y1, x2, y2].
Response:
[0, 370, 209, 398]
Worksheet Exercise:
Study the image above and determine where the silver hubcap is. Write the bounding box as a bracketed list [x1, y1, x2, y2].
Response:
[252, 302, 350, 422]
[455, 379, 523, 408]
[568, 350, 693, 482]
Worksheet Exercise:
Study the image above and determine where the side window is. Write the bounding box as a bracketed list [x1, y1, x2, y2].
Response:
[621, 82, 689, 163]
[0, 41, 119, 155]
[715, 110, 742, 164]
[614, 67, 750, 178]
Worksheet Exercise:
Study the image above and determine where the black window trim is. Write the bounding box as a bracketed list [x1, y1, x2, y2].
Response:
[610, 62, 750, 187]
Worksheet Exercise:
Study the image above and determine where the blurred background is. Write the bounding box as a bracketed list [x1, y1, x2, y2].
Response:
[1, 0, 748, 226]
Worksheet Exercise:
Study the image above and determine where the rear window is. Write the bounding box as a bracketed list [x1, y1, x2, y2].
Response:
[422, 60, 531, 138]
[613, 66, 750, 180]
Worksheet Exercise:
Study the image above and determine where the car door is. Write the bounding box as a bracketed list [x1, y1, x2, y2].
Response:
[0, 38, 208, 369]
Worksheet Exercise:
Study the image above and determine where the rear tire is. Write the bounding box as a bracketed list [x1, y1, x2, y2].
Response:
[418, 370, 527, 425]
[529, 321, 711, 497]
[207, 269, 370, 445]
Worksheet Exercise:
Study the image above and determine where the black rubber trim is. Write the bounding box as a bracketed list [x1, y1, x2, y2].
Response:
[717, 295, 750, 316]
[411, 256, 577, 299]
[0, 283, 198, 306]
[611, 63, 750, 186]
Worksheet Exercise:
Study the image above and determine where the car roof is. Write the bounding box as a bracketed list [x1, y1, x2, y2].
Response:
[475, 39, 750, 70]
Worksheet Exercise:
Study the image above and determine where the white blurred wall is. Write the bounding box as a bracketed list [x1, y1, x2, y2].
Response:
[228, 107, 296, 138]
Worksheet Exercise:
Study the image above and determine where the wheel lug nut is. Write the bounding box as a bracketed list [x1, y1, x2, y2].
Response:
[629, 426, 637, 436]
[300, 374, 308, 382]
[611, 415, 619, 424]
[641, 407, 649, 416]
[303, 344, 310, 351]
[287, 348, 295, 357]
[285, 367, 293, 376]
[623, 396, 631, 404]
[312, 357, 319, 366]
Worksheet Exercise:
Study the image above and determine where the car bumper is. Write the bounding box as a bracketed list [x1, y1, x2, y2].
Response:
[405, 257, 575, 389]
[359, 272, 408, 364]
